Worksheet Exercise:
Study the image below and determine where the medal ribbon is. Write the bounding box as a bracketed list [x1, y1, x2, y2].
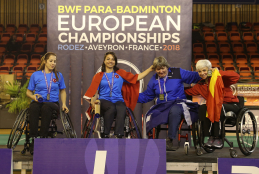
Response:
[43, 70, 53, 98]
[104, 72, 114, 96]
[158, 75, 167, 94]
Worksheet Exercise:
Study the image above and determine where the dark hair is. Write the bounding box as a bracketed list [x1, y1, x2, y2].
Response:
[38, 52, 59, 81]
[101, 52, 119, 72]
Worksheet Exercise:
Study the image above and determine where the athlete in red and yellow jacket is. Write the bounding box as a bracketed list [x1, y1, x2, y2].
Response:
[185, 59, 240, 149]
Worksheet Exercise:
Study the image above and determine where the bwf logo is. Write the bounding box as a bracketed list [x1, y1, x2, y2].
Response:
[232, 166, 259, 174]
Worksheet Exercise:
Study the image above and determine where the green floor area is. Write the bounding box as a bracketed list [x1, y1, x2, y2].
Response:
[193, 136, 259, 148]
[0, 134, 258, 147]
[0, 134, 25, 146]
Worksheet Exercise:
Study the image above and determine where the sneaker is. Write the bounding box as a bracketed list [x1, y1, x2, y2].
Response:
[166, 138, 174, 151]
[204, 136, 214, 147]
[211, 138, 223, 149]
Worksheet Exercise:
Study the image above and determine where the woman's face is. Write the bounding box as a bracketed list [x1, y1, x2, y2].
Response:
[155, 66, 168, 78]
[197, 67, 209, 79]
[45, 55, 56, 71]
[104, 54, 115, 69]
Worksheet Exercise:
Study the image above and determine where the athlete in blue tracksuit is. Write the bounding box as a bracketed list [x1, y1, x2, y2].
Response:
[137, 56, 200, 150]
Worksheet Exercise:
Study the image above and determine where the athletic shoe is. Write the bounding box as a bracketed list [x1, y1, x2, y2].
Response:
[166, 138, 174, 151]
[211, 138, 223, 149]
[204, 136, 214, 147]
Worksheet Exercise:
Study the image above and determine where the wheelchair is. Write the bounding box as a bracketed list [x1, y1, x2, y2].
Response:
[192, 96, 258, 158]
[7, 108, 77, 155]
[148, 115, 195, 155]
[146, 96, 198, 155]
[81, 100, 142, 139]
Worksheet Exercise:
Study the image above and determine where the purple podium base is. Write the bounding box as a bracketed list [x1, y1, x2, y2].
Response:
[218, 158, 259, 174]
[0, 148, 12, 174]
[33, 138, 166, 174]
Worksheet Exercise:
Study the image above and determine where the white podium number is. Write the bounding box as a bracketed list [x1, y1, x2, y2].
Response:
[93, 151, 107, 174]
[232, 166, 259, 174]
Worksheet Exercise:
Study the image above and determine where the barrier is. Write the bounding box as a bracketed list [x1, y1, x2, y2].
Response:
[33, 139, 166, 174]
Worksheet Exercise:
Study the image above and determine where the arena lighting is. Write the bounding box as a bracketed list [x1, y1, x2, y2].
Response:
[96, 59, 144, 93]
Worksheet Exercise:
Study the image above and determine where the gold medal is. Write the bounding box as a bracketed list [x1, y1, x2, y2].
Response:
[159, 94, 164, 100]
[47, 94, 50, 100]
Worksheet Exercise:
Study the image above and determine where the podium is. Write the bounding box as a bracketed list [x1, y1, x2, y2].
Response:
[33, 138, 166, 174]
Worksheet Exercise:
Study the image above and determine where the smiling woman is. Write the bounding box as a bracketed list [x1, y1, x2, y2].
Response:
[25, 52, 69, 154]
[138, 56, 201, 151]
[83, 51, 153, 138]
[185, 59, 240, 149]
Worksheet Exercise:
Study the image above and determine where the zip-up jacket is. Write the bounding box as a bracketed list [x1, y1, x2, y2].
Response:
[185, 70, 239, 103]
[138, 67, 201, 104]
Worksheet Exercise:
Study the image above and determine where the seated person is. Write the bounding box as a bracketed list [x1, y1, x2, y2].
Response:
[185, 59, 240, 148]
[83, 52, 153, 138]
[138, 56, 201, 150]
[6, 34, 22, 53]
[26, 52, 69, 152]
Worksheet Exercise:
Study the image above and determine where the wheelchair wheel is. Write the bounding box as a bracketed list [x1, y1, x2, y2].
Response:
[192, 122, 199, 149]
[7, 108, 28, 149]
[61, 111, 77, 138]
[197, 120, 215, 153]
[81, 118, 89, 138]
[127, 108, 142, 139]
[82, 116, 94, 138]
[236, 108, 258, 156]
[192, 122, 203, 155]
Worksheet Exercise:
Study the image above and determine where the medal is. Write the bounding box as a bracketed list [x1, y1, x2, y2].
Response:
[104, 72, 114, 97]
[158, 76, 167, 101]
[43, 70, 53, 101]
[159, 94, 164, 100]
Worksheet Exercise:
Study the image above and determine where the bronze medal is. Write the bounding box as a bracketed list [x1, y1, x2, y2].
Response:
[159, 94, 164, 100]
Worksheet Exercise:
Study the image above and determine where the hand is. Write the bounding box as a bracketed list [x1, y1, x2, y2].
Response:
[91, 101, 100, 110]
[62, 105, 69, 113]
[149, 65, 154, 71]
[33, 94, 40, 102]
[211, 67, 218, 72]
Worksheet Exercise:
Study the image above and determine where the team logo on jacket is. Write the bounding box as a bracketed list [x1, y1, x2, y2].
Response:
[115, 75, 119, 78]
[53, 78, 57, 83]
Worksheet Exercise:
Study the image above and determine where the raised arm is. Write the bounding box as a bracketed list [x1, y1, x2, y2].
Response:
[219, 70, 240, 87]
[180, 68, 201, 84]
[137, 77, 156, 103]
[137, 65, 153, 81]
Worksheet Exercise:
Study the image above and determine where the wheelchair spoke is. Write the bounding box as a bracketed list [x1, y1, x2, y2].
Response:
[61, 111, 77, 138]
[237, 109, 258, 156]
[7, 108, 28, 149]
[127, 108, 142, 139]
